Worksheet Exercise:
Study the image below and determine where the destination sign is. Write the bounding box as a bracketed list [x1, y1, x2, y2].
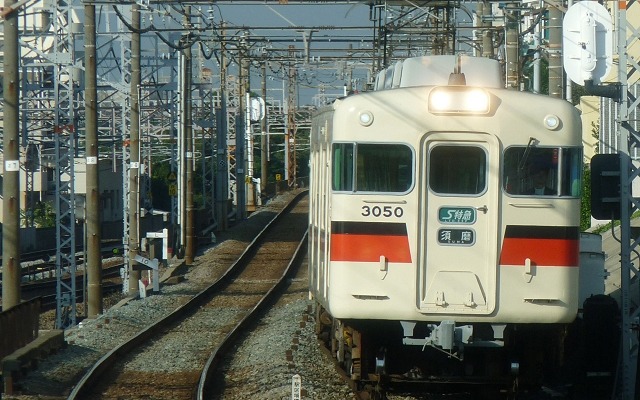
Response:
[437, 228, 475, 246]
[438, 207, 476, 224]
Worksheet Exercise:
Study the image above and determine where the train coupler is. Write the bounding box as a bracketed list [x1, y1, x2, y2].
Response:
[400, 320, 473, 357]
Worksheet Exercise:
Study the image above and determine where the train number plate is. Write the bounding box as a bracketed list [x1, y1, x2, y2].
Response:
[437, 228, 475, 246]
[438, 207, 476, 224]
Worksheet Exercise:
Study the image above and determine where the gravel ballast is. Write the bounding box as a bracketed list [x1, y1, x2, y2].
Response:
[2, 191, 362, 400]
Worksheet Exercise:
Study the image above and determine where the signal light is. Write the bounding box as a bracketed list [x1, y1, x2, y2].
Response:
[590, 153, 630, 220]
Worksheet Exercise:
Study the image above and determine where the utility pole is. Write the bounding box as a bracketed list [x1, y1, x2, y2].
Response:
[479, 2, 493, 59]
[347, 61, 354, 94]
[183, 6, 195, 264]
[128, 3, 141, 297]
[286, 46, 297, 188]
[2, 0, 21, 311]
[504, 4, 519, 89]
[261, 61, 268, 196]
[565, 0, 574, 102]
[236, 31, 249, 221]
[216, 23, 229, 232]
[84, 2, 102, 317]
[615, 3, 638, 398]
[547, 6, 563, 99]
[533, 1, 542, 94]
[169, 62, 179, 259]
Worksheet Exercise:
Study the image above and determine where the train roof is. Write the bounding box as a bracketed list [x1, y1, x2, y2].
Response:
[374, 55, 503, 90]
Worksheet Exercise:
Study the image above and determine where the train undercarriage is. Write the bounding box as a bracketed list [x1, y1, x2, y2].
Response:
[314, 305, 579, 398]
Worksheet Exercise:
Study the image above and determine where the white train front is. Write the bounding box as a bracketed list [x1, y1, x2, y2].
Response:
[308, 55, 584, 389]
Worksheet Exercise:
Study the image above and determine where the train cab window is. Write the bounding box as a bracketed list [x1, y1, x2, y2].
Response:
[356, 144, 412, 192]
[429, 146, 486, 195]
[332, 143, 354, 191]
[503, 147, 582, 197]
[332, 143, 413, 193]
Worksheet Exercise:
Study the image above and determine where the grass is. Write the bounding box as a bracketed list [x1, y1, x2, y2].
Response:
[590, 210, 640, 234]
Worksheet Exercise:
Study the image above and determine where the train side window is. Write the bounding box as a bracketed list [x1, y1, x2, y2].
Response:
[503, 147, 581, 197]
[429, 145, 486, 195]
[332, 143, 354, 191]
[355, 144, 412, 192]
[332, 143, 413, 193]
[560, 148, 582, 197]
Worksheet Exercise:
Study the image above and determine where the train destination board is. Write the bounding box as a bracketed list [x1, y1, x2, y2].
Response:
[437, 228, 475, 246]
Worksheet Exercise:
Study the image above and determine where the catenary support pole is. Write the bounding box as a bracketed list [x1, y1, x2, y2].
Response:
[547, 6, 563, 99]
[184, 6, 195, 264]
[215, 23, 229, 232]
[85, 3, 103, 317]
[128, 3, 141, 296]
[1, 0, 21, 311]
[261, 61, 268, 195]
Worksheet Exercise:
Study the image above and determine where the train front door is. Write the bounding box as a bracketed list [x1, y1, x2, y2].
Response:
[419, 133, 499, 315]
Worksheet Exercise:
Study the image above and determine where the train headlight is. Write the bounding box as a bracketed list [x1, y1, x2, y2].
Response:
[428, 87, 490, 115]
[359, 111, 374, 126]
[543, 114, 561, 130]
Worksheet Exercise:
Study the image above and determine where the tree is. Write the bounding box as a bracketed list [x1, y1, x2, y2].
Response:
[581, 163, 592, 231]
[23, 201, 56, 228]
[150, 160, 172, 211]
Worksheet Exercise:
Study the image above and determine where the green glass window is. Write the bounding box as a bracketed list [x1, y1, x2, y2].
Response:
[429, 145, 487, 195]
[332, 143, 354, 191]
[332, 143, 412, 193]
[503, 146, 582, 197]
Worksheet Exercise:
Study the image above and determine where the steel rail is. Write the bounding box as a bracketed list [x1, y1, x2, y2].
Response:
[67, 190, 308, 399]
[196, 228, 308, 399]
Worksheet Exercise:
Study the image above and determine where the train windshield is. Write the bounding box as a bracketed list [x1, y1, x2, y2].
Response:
[429, 145, 487, 195]
[503, 147, 582, 197]
[332, 143, 413, 193]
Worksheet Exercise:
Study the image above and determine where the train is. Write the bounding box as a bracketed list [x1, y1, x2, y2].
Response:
[308, 55, 589, 393]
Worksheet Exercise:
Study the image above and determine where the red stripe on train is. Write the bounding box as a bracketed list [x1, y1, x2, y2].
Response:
[499, 237, 579, 267]
[330, 233, 412, 263]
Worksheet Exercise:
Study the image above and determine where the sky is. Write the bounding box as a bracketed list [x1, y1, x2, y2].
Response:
[23, 1, 473, 106]
[81, 2, 477, 106]
[206, 3, 377, 105]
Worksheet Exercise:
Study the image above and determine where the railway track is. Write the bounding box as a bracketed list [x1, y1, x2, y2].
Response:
[3, 189, 531, 400]
[0, 242, 123, 284]
[20, 264, 123, 310]
[67, 191, 309, 399]
[1, 247, 124, 309]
